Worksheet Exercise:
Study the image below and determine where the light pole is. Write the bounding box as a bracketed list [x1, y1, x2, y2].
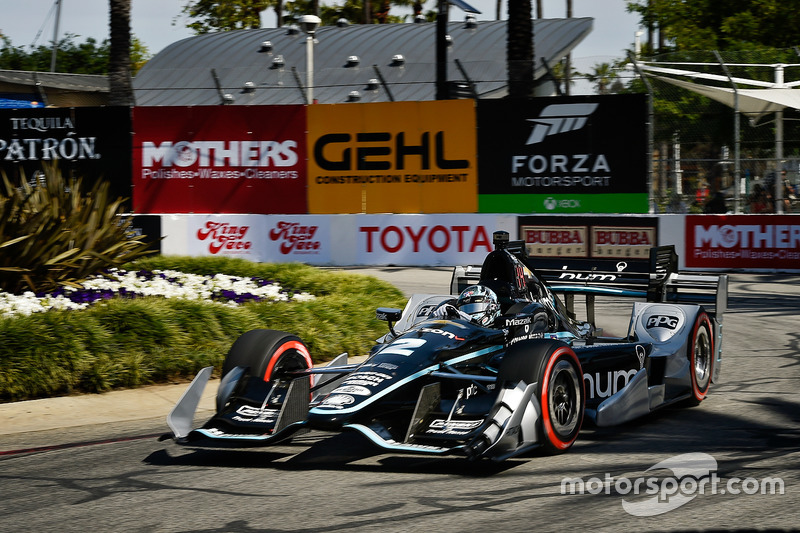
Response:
[299, 15, 321, 104]
[436, 0, 481, 100]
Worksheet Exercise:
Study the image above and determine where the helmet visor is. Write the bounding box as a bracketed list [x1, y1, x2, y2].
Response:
[459, 301, 491, 317]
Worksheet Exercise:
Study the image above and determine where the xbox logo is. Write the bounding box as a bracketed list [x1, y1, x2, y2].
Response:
[544, 197, 557, 210]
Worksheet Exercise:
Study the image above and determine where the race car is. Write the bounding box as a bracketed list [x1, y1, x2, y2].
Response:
[165, 231, 727, 460]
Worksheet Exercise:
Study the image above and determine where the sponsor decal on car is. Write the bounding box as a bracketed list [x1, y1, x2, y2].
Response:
[584, 369, 638, 399]
[425, 418, 484, 435]
[330, 385, 372, 396]
[419, 327, 465, 341]
[230, 405, 281, 424]
[341, 371, 394, 387]
[320, 394, 355, 409]
[646, 315, 680, 330]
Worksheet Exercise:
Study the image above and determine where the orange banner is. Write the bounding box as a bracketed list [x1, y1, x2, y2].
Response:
[307, 100, 477, 213]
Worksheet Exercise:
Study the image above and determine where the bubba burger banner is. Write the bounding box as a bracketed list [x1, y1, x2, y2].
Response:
[685, 215, 800, 270]
[518, 216, 658, 259]
[132, 106, 307, 214]
[165, 215, 331, 264]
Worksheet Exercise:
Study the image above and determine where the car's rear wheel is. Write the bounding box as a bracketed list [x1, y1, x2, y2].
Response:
[688, 312, 714, 405]
[498, 339, 584, 454]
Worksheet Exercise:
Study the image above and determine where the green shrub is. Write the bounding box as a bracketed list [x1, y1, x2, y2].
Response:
[0, 166, 154, 294]
[0, 259, 407, 402]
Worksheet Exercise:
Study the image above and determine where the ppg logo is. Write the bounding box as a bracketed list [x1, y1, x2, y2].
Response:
[646, 315, 679, 329]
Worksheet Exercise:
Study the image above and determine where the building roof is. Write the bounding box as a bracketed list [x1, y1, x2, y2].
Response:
[0, 70, 109, 107]
[133, 18, 592, 106]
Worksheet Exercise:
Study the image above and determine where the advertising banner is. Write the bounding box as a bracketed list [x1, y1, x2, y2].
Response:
[477, 95, 649, 214]
[185, 215, 268, 262]
[169, 215, 332, 264]
[356, 214, 516, 265]
[518, 216, 658, 260]
[307, 100, 478, 214]
[685, 215, 800, 270]
[0, 106, 132, 203]
[132, 106, 307, 214]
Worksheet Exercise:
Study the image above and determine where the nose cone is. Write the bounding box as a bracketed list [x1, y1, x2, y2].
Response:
[307, 391, 363, 430]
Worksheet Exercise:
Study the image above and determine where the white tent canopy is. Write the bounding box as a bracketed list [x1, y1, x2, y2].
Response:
[639, 62, 800, 121]
[646, 73, 800, 122]
[636, 60, 800, 212]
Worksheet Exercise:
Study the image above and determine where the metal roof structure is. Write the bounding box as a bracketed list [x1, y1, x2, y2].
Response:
[0, 70, 109, 107]
[133, 18, 592, 106]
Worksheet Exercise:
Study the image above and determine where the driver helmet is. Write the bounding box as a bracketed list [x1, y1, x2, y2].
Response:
[456, 285, 500, 327]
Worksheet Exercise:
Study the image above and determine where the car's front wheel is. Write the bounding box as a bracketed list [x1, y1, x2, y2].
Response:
[498, 339, 585, 454]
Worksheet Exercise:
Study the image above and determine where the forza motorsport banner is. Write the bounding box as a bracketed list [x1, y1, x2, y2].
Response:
[477, 95, 649, 213]
[307, 100, 478, 213]
[132, 106, 307, 214]
[685, 215, 800, 270]
[0, 107, 132, 204]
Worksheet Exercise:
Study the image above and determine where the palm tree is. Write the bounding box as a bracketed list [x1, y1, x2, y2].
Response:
[583, 62, 617, 95]
[108, 0, 133, 106]
[506, 0, 534, 98]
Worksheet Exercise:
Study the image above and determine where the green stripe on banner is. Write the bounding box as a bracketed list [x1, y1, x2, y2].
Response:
[478, 193, 650, 214]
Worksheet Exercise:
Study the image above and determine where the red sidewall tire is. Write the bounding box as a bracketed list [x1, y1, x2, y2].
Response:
[689, 312, 714, 403]
[222, 329, 312, 382]
[263, 339, 312, 382]
[539, 346, 584, 452]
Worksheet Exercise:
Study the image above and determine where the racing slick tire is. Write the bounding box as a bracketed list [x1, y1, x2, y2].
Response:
[221, 329, 313, 382]
[497, 339, 584, 454]
[687, 311, 714, 406]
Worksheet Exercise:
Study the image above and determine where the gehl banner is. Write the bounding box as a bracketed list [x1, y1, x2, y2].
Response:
[0, 107, 132, 204]
[477, 94, 649, 214]
[307, 100, 478, 214]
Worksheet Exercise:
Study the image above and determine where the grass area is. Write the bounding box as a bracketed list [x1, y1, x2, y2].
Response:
[0, 257, 407, 402]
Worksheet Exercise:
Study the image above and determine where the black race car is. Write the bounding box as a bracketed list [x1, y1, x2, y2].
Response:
[166, 231, 727, 460]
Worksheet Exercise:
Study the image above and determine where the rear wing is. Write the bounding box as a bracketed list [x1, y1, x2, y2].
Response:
[451, 235, 727, 325]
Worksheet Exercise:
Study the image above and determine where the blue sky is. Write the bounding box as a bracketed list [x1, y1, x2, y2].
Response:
[1, 0, 642, 60]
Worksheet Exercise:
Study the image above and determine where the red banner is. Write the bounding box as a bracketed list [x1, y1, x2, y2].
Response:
[132, 106, 307, 214]
[685, 215, 800, 270]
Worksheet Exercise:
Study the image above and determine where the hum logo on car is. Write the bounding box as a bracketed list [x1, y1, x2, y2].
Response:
[584, 369, 637, 399]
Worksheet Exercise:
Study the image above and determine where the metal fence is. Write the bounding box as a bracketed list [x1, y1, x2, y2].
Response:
[616, 48, 800, 214]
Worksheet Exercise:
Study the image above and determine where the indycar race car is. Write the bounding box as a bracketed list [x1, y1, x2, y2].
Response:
[165, 231, 727, 460]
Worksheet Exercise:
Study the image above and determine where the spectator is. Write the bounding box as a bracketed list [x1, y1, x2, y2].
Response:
[783, 181, 794, 213]
[749, 183, 771, 213]
[704, 190, 727, 213]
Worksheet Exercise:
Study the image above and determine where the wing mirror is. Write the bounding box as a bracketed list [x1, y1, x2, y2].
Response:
[376, 307, 402, 337]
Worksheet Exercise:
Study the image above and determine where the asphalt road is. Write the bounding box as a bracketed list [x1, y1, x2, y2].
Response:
[0, 270, 798, 532]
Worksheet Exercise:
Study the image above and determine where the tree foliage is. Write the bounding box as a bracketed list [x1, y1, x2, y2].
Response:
[626, 0, 800, 52]
[0, 34, 150, 75]
[179, 0, 421, 30]
[180, 0, 273, 33]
